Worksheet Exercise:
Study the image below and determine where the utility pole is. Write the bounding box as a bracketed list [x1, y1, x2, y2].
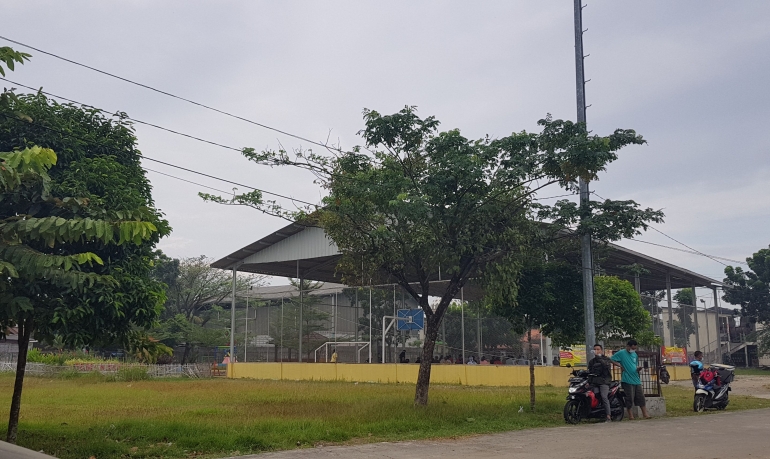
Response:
[574, 0, 596, 359]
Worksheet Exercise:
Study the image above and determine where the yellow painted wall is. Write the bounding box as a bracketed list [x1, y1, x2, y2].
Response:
[231, 362, 580, 387]
[228, 362, 693, 386]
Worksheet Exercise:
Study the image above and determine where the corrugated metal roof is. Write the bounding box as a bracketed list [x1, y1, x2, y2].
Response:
[212, 224, 724, 298]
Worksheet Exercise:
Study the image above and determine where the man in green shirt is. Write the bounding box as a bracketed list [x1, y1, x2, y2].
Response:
[610, 339, 650, 420]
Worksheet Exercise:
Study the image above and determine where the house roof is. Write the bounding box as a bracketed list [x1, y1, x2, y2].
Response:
[212, 222, 723, 300]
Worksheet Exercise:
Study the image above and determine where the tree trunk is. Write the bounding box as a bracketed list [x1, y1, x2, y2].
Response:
[181, 342, 191, 364]
[414, 319, 438, 406]
[528, 325, 535, 412]
[7, 317, 33, 444]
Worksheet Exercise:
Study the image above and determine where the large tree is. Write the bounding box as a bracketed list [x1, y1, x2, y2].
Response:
[672, 288, 697, 347]
[488, 259, 585, 412]
[153, 256, 257, 363]
[724, 245, 770, 352]
[0, 146, 159, 442]
[0, 50, 169, 442]
[203, 107, 662, 405]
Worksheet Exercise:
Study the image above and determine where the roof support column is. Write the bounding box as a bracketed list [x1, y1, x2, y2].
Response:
[692, 280, 700, 354]
[461, 287, 466, 364]
[297, 260, 303, 363]
[666, 273, 674, 347]
[229, 264, 239, 375]
[368, 286, 372, 363]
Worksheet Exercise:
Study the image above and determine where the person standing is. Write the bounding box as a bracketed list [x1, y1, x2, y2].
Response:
[588, 344, 613, 422]
[611, 339, 650, 420]
[330, 348, 338, 363]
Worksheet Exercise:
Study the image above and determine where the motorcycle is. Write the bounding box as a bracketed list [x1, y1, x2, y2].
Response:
[563, 369, 625, 424]
[694, 363, 735, 412]
[659, 362, 670, 384]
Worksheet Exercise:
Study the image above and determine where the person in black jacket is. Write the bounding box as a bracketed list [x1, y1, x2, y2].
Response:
[588, 344, 613, 422]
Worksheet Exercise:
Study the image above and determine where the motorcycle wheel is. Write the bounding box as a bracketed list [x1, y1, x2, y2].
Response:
[563, 399, 583, 424]
[610, 399, 625, 422]
[693, 394, 706, 413]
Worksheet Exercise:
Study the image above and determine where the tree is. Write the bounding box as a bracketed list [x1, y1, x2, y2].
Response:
[440, 302, 522, 360]
[593, 276, 657, 345]
[354, 287, 396, 362]
[488, 259, 584, 411]
[268, 279, 329, 361]
[640, 289, 665, 338]
[0, 51, 168, 442]
[723, 246, 770, 323]
[202, 107, 663, 405]
[672, 288, 697, 347]
[723, 245, 770, 353]
[0, 147, 158, 442]
[152, 256, 259, 363]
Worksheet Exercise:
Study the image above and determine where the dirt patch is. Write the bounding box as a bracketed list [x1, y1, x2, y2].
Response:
[669, 374, 770, 399]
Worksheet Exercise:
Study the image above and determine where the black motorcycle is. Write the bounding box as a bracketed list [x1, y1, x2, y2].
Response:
[659, 363, 671, 384]
[563, 369, 625, 424]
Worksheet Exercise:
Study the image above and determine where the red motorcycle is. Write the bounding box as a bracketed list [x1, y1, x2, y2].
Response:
[563, 369, 625, 423]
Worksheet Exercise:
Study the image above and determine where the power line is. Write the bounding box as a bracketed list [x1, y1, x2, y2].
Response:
[143, 167, 233, 195]
[591, 191, 733, 267]
[1, 77, 574, 206]
[0, 35, 340, 152]
[0, 111, 318, 207]
[0, 77, 242, 153]
[622, 239, 747, 265]
[142, 157, 316, 206]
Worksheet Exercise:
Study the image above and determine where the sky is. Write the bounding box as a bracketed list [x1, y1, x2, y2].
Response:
[3, 1, 769, 308]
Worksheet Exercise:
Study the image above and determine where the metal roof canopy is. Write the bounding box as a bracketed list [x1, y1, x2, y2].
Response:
[212, 222, 723, 300]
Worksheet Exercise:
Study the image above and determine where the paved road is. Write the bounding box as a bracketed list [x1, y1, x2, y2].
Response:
[0, 441, 57, 459]
[234, 409, 770, 459]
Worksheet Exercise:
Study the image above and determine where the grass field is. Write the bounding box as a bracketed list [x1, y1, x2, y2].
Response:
[734, 368, 770, 376]
[2, 373, 769, 459]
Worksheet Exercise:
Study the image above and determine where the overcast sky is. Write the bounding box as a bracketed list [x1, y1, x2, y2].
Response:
[4, 1, 769, 307]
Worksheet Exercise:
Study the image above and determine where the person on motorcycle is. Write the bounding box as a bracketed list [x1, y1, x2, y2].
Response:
[690, 351, 704, 388]
[588, 344, 613, 422]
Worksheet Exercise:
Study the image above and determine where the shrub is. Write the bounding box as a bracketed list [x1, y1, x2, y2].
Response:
[115, 366, 150, 382]
[26, 349, 60, 365]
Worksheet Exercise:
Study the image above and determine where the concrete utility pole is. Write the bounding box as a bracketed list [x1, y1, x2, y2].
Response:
[574, 0, 596, 358]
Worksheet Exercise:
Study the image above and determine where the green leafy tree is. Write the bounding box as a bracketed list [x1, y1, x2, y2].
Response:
[354, 288, 395, 362]
[153, 256, 257, 363]
[724, 245, 770, 353]
[594, 276, 657, 345]
[0, 49, 169, 442]
[0, 47, 30, 77]
[671, 288, 697, 348]
[0, 147, 158, 443]
[202, 107, 663, 405]
[640, 290, 665, 338]
[488, 260, 584, 411]
[270, 279, 329, 361]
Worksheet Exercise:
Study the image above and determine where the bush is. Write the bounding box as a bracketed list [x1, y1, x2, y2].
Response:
[26, 349, 61, 365]
[115, 366, 150, 382]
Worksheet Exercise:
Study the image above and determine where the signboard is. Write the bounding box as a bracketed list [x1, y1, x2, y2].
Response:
[559, 345, 587, 367]
[396, 309, 424, 331]
[662, 346, 688, 364]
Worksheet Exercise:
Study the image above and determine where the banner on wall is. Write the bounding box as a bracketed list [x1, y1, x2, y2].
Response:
[662, 346, 688, 364]
[559, 345, 587, 367]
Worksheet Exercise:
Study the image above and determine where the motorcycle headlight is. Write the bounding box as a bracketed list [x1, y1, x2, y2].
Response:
[568, 386, 578, 393]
